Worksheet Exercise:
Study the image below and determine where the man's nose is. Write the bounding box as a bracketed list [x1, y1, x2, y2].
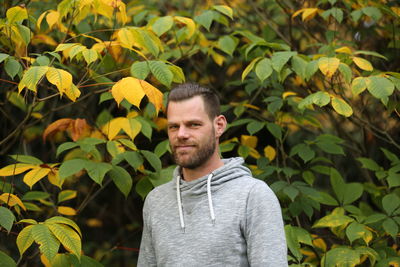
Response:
[177, 126, 189, 139]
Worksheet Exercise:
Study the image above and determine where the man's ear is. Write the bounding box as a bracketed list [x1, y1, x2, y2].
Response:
[214, 115, 227, 138]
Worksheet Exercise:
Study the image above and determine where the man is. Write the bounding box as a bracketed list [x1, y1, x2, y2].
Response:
[138, 83, 287, 266]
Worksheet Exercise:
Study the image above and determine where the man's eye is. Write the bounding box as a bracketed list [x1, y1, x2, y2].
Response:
[168, 125, 178, 130]
[190, 123, 201, 127]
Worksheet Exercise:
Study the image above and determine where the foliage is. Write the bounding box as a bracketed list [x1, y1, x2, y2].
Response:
[0, 0, 399, 265]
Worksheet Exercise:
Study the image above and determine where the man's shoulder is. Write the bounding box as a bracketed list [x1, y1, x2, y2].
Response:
[145, 179, 174, 202]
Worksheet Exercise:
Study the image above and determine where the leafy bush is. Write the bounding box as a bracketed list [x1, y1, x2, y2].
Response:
[0, 0, 399, 266]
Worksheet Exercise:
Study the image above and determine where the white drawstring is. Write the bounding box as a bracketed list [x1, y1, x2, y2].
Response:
[176, 176, 185, 232]
[176, 174, 216, 233]
[207, 174, 216, 224]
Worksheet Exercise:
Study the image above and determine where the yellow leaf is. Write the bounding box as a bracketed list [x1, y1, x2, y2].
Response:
[82, 48, 98, 65]
[111, 77, 145, 107]
[18, 66, 49, 93]
[0, 193, 27, 210]
[121, 118, 142, 140]
[301, 8, 320, 21]
[46, 11, 60, 29]
[211, 51, 225, 66]
[335, 46, 352, 55]
[117, 28, 136, 49]
[102, 117, 125, 140]
[37, 11, 49, 30]
[174, 16, 196, 39]
[241, 135, 258, 148]
[86, 218, 102, 227]
[57, 206, 77, 216]
[353, 57, 373, 71]
[17, 225, 34, 256]
[264, 145, 276, 161]
[140, 80, 163, 114]
[23, 167, 51, 189]
[48, 171, 64, 188]
[6, 6, 28, 24]
[64, 84, 81, 102]
[0, 163, 35, 176]
[391, 7, 400, 16]
[282, 91, 297, 99]
[249, 147, 261, 159]
[318, 57, 340, 78]
[40, 254, 51, 267]
[313, 237, 327, 252]
[46, 67, 73, 95]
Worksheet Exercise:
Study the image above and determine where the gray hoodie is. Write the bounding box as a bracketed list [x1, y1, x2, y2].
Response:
[138, 157, 288, 266]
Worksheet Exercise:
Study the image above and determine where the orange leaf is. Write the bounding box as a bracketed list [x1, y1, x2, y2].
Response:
[70, 118, 91, 141]
[43, 118, 73, 141]
[139, 80, 163, 114]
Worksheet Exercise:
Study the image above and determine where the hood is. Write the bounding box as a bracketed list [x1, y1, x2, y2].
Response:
[173, 157, 251, 232]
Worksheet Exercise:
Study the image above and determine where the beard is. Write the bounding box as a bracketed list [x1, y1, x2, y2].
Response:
[171, 132, 216, 169]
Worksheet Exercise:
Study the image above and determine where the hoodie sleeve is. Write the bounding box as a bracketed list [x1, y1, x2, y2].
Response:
[137, 197, 157, 267]
[244, 181, 288, 267]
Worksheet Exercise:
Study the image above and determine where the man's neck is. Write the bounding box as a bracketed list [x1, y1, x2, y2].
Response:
[181, 156, 224, 182]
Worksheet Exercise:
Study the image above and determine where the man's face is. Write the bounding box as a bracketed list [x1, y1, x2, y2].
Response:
[167, 96, 217, 169]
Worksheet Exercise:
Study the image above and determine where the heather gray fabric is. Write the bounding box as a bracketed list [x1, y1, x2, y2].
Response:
[138, 157, 288, 267]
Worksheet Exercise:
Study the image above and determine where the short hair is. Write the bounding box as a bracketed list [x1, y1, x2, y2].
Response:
[166, 83, 221, 120]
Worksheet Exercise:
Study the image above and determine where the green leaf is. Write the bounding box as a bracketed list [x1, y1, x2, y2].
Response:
[108, 166, 132, 198]
[313, 213, 354, 228]
[357, 157, 381, 171]
[22, 191, 50, 201]
[305, 60, 319, 81]
[351, 77, 368, 96]
[338, 63, 352, 84]
[10, 155, 43, 164]
[135, 116, 153, 140]
[283, 186, 299, 201]
[322, 7, 343, 23]
[135, 177, 154, 199]
[16, 225, 34, 257]
[194, 10, 217, 31]
[387, 172, 400, 188]
[0, 250, 16, 267]
[346, 222, 372, 244]
[291, 55, 308, 80]
[57, 190, 77, 203]
[285, 225, 313, 261]
[255, 58, 273, 83]
[362, 6, 382, 21]
[315, 141, 344, 155]
[82, 48, 98, 65]
[212, 5, 233, 19]
[56, 142, 79, 157]
[141, 150, 162, 172]
[18, 66, 49, 92]
[383, 218, 398, 239]
[46, 223, 81, 260]
[247, 121, 264, 135]
[271, 51, 297, 73]
[139, 29, 160, 57]
[123, 151, 144, 170]
[31, 224, 60, 261]
[169, 65, 185, 83]
[0, 53, 9, 63]
[266, 122, 282, 141]
[0, 207, 15, 233]
[364, 213, 386, 224]
[154, 139, 170, 157]
[381, 148, 400, 164]
[130, 61, 150, 80]
[367, 76, 395, 99]
[312, 91, 331, 107]
[5, 58, 22, 80]
[59, 159, 87, 179]
[85, 162, 112, 185]
[70, 254, 104, 267]
[149, 61, 173, 87]
[16, 25, 31, 45]
[151, 16, 173, 36]
[382, 193, 400, 215]
[45, 216, 81, 237]
[217, 35, 238, 56]
[323, 247, 360, 267]
[331, 96, 353, 117]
